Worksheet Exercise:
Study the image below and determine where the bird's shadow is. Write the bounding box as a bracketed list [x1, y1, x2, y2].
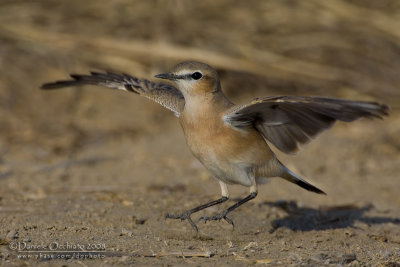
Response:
[260, 200, 400, 232]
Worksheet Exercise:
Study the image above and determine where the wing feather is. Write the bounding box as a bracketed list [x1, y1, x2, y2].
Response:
[224, 96, 389, 154]
[41, 72, 185, 117]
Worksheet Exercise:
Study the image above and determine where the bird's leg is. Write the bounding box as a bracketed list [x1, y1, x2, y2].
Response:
[199, 192, 257, 227]
[165, 181, 229, 232]
[166, 197, 228, 232]
[199, 183, 258, 228]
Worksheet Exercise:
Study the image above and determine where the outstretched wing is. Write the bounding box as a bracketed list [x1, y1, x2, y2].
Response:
[41, 72, 185, 117]
[224, 96, 389, 154]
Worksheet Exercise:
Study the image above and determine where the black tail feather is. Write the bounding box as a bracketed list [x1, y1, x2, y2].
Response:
[294, 179, 326, 195]
[281, 168, 326, 195]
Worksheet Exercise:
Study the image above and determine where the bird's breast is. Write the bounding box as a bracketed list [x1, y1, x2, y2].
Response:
[180, 110, 273, 168]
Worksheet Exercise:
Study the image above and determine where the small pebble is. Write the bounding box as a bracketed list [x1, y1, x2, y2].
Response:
[6, 230, 18, 241]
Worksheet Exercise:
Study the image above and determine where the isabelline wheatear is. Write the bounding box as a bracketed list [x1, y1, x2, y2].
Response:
[42, 61, 389, 231]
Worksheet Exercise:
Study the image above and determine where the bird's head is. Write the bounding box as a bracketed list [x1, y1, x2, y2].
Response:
[155, 61, 220, 97]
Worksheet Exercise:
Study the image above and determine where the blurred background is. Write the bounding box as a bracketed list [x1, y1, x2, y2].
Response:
[1, 0, 400, 264]
[1, 0, 400, 216]
[1, 0, 400, 206]
[1, 0, 399, 146]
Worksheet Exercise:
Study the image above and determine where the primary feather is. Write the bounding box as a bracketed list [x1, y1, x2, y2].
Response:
[224, 96, 389, 153]
[41, 72, 185, 117]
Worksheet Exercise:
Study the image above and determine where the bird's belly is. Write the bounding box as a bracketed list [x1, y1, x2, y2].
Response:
[201, 158, 250, 185]
[183, 123, 274, 186]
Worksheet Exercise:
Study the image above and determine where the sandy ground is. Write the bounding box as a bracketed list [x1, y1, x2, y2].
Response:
[1, 1, 400, 266]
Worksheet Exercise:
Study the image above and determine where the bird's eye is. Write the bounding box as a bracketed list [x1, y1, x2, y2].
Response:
[191, 72, 203, 80]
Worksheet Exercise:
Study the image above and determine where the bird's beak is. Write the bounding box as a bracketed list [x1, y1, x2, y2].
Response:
[155, 72, 177, 81]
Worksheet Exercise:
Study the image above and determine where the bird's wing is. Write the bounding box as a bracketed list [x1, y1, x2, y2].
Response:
[223, 96, 389, 154]
[41, 72, 185, 117]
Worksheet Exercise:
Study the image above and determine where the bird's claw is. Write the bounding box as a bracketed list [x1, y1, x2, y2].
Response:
[165, 211, 198, 232]
[165, 212, 187, 221]
[199, 211, 234, 228]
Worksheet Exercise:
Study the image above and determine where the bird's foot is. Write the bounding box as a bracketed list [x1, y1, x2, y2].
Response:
[199, 210, 234, 228]
[165, 211, 198, 232]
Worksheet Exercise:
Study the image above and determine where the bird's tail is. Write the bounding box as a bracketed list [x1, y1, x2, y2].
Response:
[281, 168, 326, 195]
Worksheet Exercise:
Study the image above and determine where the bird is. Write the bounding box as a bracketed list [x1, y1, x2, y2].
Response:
[41, 61, 389, 232]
